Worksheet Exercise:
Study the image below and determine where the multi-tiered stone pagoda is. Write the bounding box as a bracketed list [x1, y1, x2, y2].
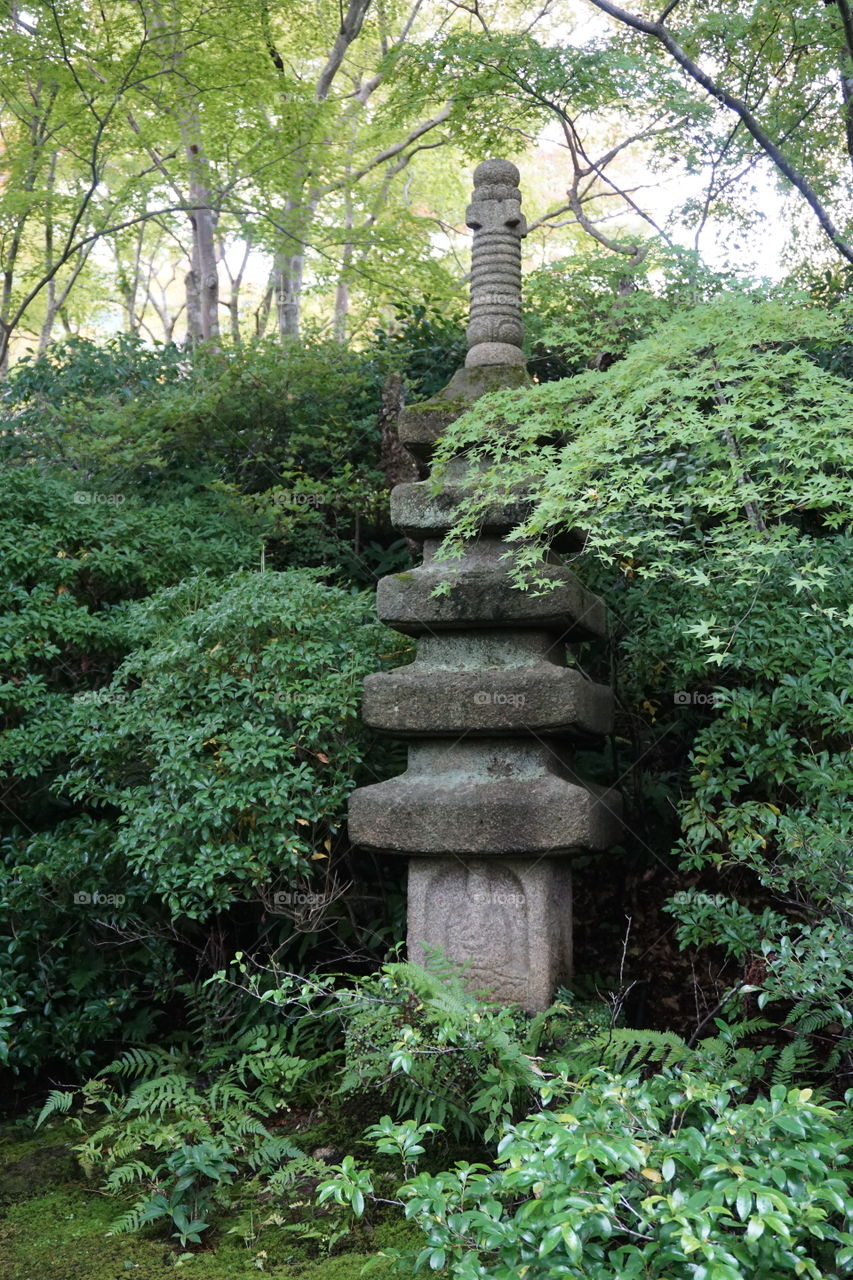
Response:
[348, 160, 621, 1010]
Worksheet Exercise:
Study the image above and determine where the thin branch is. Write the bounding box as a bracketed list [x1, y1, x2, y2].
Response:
[585, 0, 853, 264]
[339, 103, 452, 187]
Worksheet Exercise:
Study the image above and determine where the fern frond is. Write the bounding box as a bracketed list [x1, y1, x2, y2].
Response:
[773, 1038, 815, 1085]
[122, 1073, 202, 1118]
[35, 1088, 75, 1129]
[102, 1046, 178, 1080]
[103, 1160, 156, 1192]
[570, 1028, 691, 1076]
[108, 1197, 160, 1237]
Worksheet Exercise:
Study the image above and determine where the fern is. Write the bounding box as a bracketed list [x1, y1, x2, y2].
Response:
[108, 1200, 155, 1238]
[103, 1046, 180, 1079]
[245, 1135, 302, 1171]
[41, 1030, 324, 1248]
[103, 1160, 155, 1192]
[120, 1072, 204, 1117]
[35, 1088, 75, 1130]
[563, 1028, 692, 1077]
[772, 1037, 817, 1086]
[266, 1152, 328, 1190]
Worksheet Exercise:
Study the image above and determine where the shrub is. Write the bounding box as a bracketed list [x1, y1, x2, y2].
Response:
[323, 1071, 853, 1279]
[430, 292, 853, 1081]
[335, 957, 540, 1143]
[0, 568, 403, 1076]
[522, 245, 747, 380]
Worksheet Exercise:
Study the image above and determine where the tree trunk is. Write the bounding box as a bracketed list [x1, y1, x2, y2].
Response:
[188, 164, 219, 342]
[185, 238, 203, 344]
[334, 193, 355, 341]
[219, 233, 251, 344]
[275, 247, 304, 338]
[333, 267, 350, 341]
[116, 224, 146, 335]
[255, 277, 274, 338]
[148, 0, 219, 343]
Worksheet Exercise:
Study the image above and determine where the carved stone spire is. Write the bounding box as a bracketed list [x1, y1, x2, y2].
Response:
[465, 158, 526, 367]
[347, 160, 622, 1010]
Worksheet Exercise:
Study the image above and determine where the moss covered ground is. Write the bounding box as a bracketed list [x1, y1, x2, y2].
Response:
[0, 1124, 420, 1280]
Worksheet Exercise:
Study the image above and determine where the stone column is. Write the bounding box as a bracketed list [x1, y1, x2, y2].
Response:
[348, 160, 621, 1011]
[466, 158, 526, 368]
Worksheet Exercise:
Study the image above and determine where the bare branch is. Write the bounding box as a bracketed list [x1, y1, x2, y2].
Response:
[561, 115, 649, 263]
[586, 0, 853, 264]
[340, 103, 452, 187]
[316, 0, 372, 101]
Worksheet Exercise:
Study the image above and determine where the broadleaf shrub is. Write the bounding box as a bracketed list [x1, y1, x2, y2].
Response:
[324, 1071, 853, 1279]
[0, 568, 404, 1076]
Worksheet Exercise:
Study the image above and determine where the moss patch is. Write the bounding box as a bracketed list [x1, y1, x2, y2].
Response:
[0, 1126, 78, 1205]
[0, 1126, 423, 1280]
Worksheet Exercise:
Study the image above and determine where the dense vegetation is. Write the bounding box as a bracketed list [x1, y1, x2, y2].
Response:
[1, 241, 852, 1276]
[2, 0, 853, 1272]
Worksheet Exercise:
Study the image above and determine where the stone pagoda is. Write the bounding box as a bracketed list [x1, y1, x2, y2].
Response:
[348, 159, 621, 1010]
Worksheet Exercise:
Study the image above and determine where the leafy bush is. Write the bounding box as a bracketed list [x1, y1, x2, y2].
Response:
[0, 333, 186, 470]
[0, 331, 451, 586]
[0, 568, 403, 1076]
[223, 955, 544, 1145]
[0, 466, 261, 777]
[431, 292, 853, 1082]
[523, 244, 745, 380]
[324, 1072, 853, 1279]
[0, 335, 382, 488]
[371, 301, 467, 400]
[335, 957, 540, 1143]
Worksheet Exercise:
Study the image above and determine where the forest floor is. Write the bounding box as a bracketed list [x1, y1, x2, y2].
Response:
[0, 1121, 419, 1280]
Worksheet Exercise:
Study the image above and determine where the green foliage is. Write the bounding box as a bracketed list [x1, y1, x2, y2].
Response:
[432, 291, 853, 1085]
[1, 333, 384, 492]
[51, 569, 391, 917]
[335, 956, 539, 1143]
[0, 566, 401, 1076]
[234, 955, 544, 1145]
[371, 301, 467, 401]
[1, 334, 186, 461]
[523, 989, 612, 1057]
[0, 464, 259, 749]
[434, 294, 852, 572]
[325, 1073, 853, 1279]
[523, 245, 747, 380]
[35, 1035, 323, 1248]
[0, 332, 454, 586]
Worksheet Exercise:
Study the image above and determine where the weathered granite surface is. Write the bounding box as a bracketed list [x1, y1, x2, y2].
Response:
[347, 159, 621, 1011]
[376, 541, 607, 638]
[348, 739, 622, 855]
[465, 159, 527, 368]
[407, 858, 572, 1011]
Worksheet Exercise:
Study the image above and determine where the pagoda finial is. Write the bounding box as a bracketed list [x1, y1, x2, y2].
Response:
[465, 158, 526, 367]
